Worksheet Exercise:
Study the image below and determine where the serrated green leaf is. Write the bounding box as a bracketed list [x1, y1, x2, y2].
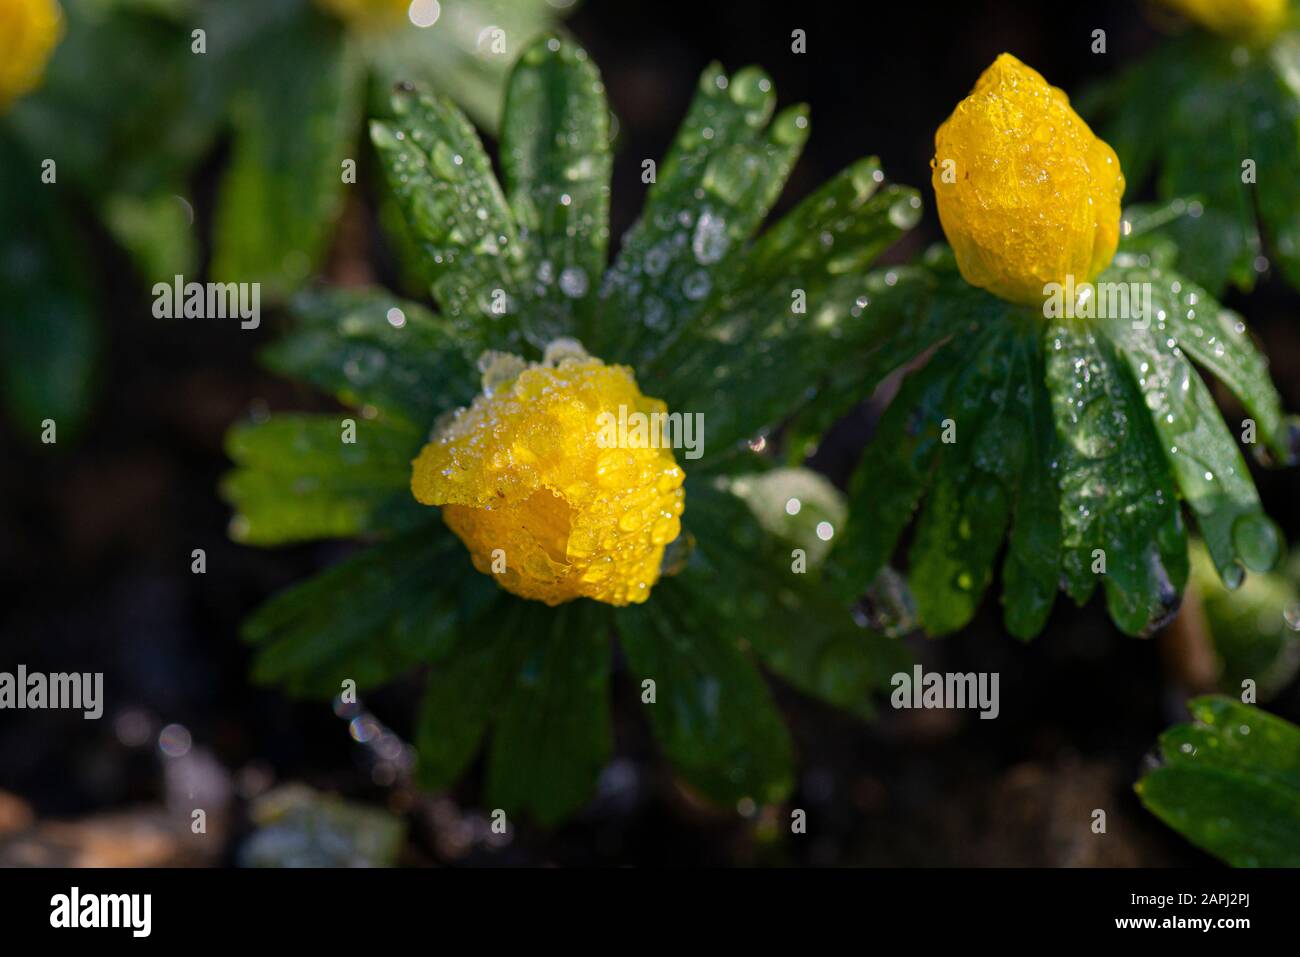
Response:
[371, 86, 525, 352]
[243, 525, 464, 697]
[616, 577, 794, 805]
[222, 413, 422, 545]
[486, 601, 613, 825]
[1107, 264, 1294, 467]
[1100, 273, 1281, 587]
[834, 339, 964, 600]
[644, 164, 920, 466]
[499, 35, 611, 347]
[599, 63, 809, 364]
[906, 324, 1024, 635]
[212, 6, 363, 299]
[1000, 334, 1061, 640]
[1137, 696, 1300, 866]
[681, 480, 909, 718]
[267, 287, 478, 428]
[1045, 321, 1188, 636]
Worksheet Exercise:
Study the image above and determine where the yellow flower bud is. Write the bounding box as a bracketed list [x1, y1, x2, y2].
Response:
[0, 0, 63, 111]
[931, 53, 1125, 307]
[1158, 0, 1288, 42]
[315, 0, 412, 28]
[411, 341, 686, 607]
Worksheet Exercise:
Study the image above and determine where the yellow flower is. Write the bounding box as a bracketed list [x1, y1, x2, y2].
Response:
[1158, 0, 1289, 42]
[930, 53, 1125, 307]
[316, 0, 412, 28]
[0, 0, 63, 111]
[411, 341, 686, 607]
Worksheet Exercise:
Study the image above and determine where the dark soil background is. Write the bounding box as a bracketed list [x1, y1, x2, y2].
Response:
[2, 0, 1298, 865]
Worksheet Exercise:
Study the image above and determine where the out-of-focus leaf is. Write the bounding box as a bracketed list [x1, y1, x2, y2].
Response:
[101, 192, 196, 284]
[1137, 696, 1300, 867]
[414, 597, 538, 790]
[0, 144, 98, 440]
[366, 0, 565, 132]
[1260, 34, 1300, 285]
[7, 1, 220, 281]
[499, 35, 612, 347]
[243, 525, 465, 696]
[9, 2, 219, 194]
[1192, 541, 1300, 700]
[487, 601, 613, 825]
[1077, 36, 1200, 195]
[222, 413, 422, 545]
[599, 63, 809, 365]
[371, 86, 525, 351]
[682, 480, 910, 719]
[1085, 32, 1300, 293]
[267, 287, 478, 428]
[727, 467, 845, 566]
[1045, 321, 1188, 636]
[211, 4, 363, 299]
[617, 577, 794, 805]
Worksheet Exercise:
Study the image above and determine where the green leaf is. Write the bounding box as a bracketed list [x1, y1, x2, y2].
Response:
[371, 86, 525, 352]
[222, 413, 423, 545]
[486, 601, 614, 825]
[243, 525, 465, 697]
[906, 323, 1025, 635]
[727, 467, 846, 567]
[1254, 35, 1300, 288]
[1108, 263, 1294, 467]
[617, 577, 794, 805]
[682, 480, 909, 719]
[364, 0, 566, 132]
[645, 162, 920, 465]
[1000, 334, 1061, 640]
[1085, 33, 1300, 293]
[414, 597, 539, 790]
[1078, 36, 1200, 196]
[0, 143, 98, 441]
[598, 63, 809, 364]
[101, 192, 197, 283]
[1045, 321, 1188, 636]
[1099, 270, 1282, 588]
[1137, 696, 1300, 867]
[266, 287, 478, 428]
[212, 5, 363, 299]
[499, 35, 612, 347]
[9, 2, 220, 197]
[835, 339, 964, 601]
[1191, 541, 1300, 700]
[782, 251, 997, 466]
